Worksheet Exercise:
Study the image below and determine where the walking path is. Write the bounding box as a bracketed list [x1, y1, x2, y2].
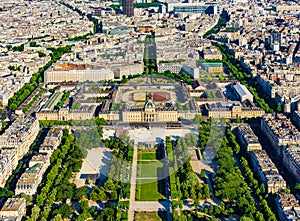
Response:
[128, 144, 138, 221]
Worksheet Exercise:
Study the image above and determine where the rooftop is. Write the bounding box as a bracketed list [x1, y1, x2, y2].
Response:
[0, 198, 25, 212]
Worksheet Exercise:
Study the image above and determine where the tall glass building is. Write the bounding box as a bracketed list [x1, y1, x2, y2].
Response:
[168, 2, 220, 15]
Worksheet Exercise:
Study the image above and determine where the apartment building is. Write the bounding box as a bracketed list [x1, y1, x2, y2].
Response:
[0, 149, 18, 188]
[202, 47, 222, 60]
[39, 127, 63, 155]
[0, 198, 26, 221]
[15, 162, 47, 196]
[250, 150, 286, 193]
[276, 193, 300, 221]
[235, 124, 262, 151]
[261, 114, 300, 156]
[0, 117, 39, 159]
[283, 145, 300, 183]
[293, 111, 300, 130]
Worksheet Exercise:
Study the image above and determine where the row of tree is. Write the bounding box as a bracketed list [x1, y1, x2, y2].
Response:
[26, 130, 84, 220]
[215, 43, 276, 113]
[8, 45, 72, 111]
[227, 129, 277, 220]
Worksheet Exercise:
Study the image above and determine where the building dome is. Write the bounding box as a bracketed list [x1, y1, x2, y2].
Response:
[144, 99, 155, 109]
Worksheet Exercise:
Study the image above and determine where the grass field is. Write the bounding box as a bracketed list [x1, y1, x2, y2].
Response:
[136, 179, 166, 201]
[137, 161, 164, 178]
[136, 148, 166, 201]
[137, 150, 163, 161]
[134, 211, 167, 221]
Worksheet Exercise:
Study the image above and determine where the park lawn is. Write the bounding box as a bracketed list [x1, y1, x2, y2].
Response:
[138, 149, 164, 161]
[138, 151, 156, 160]
[135, 179, 166, 201]
[137, 161, 164, 178]
[134, 211, 167, 221]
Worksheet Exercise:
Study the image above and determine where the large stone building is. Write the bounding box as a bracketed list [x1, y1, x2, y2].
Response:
[261, 113, 300, 156]
[293, 111, 300, 129]
[276, 193, 300, 221]
[15, 161, 47, 196]
[205, 102, 265, 119]
[283, 145, 300, 183]
[232, 83, 253, 103]
[0, 198, 26, 221]
[122, 100, 179, 123]
[44, 62, 144, 83]
[39, 128, 63, 155]
[234, 123, 262, 151]
[0, 149, 18, 188]
[36, 105, 96, 121]
[0, 117, 39, 160]
[250, 150, 286, 193]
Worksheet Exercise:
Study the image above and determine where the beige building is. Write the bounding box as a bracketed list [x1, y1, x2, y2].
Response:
[276, 193, 300, 221]
[261, 114, 300, 156]
[36, 105, 96, 121]
[113, 63, 144, 80]
[39, 128, 63, 155]
[283, 145, 300, 183]
[0, 198, 26, 221]
[0, 149, 18, 188]
[250, 150, 286, 193]
[0, 117, 39, 160]
[44, 63, 114, 83]
[206, 103, 265, 119]
[15, 162, 47, 196]
[203, 48, 222, 60]
[235, 123, 262, 151]
[122, 100, 179, 123]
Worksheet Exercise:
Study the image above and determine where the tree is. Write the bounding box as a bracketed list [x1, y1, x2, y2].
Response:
[52, 214, 63, 221]
[31, 206, 40, 221]
[277, 103, 282, 112]
[73, 187, 88, 201]
[53, 204, 72, 219]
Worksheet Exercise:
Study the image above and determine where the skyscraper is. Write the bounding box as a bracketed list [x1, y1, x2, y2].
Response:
[122, 0, 134, 17]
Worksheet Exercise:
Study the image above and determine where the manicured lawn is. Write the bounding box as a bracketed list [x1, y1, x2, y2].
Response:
[137, 161, 164, 178]
[138, 149, 164, 160]
[138, 151, 156, 160]
[135, 179, 166, 201]
[136, 149, 166, 201]
[134, 211, 167, 221]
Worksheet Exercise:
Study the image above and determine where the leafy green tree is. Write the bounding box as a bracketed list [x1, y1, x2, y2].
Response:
[52, 214, 63, 221]
[53, 204, 72, 219]
[31, 205, 40, 221]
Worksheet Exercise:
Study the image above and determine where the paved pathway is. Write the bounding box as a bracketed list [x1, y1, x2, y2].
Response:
[128, 144, 138, 221]
[131, 201, 169, 211]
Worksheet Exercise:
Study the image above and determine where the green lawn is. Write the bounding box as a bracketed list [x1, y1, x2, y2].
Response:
[134, 211, 167, 221]
[136, 149, 166, 201]
[138, 152, 156, 160]
[137, 161, 164, 178]
[138, 149, 163, 161]
[135, 179, 166, 201]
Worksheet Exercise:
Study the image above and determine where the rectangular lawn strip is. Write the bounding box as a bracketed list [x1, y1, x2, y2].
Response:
[134, 211, 167, 221]
[121, 161, 131, 182]
[135, 178, 166, 201]
[138, 149, 163, 161]
[137, 160, 164, 178]
[141, 152, 157, 160]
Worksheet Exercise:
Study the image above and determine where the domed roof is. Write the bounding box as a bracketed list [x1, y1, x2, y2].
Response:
[145, 99, 155, 109]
